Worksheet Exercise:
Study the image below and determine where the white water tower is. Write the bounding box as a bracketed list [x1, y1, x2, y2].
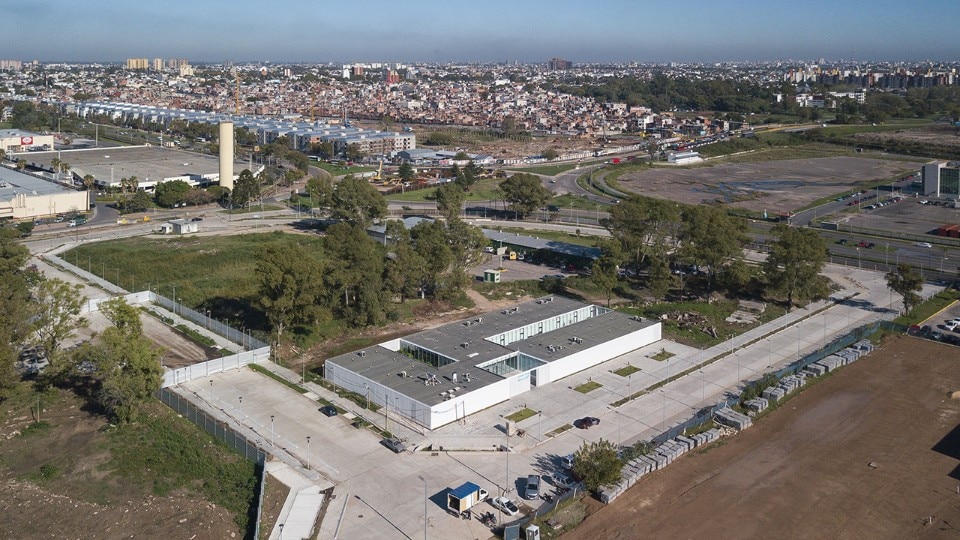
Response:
[218, 121, 234, 191]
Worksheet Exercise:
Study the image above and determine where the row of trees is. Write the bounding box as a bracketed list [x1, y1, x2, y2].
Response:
[0, 230, 160, 422]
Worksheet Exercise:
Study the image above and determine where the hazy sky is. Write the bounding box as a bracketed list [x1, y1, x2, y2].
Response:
[6, 0, 959, 63]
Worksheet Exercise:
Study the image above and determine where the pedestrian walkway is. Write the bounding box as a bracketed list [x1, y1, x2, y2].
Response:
[266, 462, 325, 540]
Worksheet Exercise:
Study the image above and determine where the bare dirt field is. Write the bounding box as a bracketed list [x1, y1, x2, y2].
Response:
[614, 156, 916, 214]
[852, 124, 960, 155]
[563, 336, 960, 540]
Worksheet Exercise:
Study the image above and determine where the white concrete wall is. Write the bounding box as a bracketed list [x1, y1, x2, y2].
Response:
[0, 189, 88, 220]
[163, 346, 270, 387]
[428, 377, 513, 429]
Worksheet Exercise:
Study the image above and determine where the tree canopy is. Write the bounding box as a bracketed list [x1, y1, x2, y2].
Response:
[497, 173, 551, 219]
[572, 439, 622, 492]
[885, 263, 923, 314]
[329, 176, 387, 227]
[762, 224, 829, 310]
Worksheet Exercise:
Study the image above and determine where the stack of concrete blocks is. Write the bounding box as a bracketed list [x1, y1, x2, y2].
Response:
[803, 363, 826, 377]
[636, 455, 659, 473]
[836, 347, 860, 365]
[690, 428, 720, 447]
[814, 354, 844, 372]
[852, 340, 874, 354]
[762, 386, 787, 402]
[715, 407, 753, 430]
[779, 373, 806, 392]
[675, 435, 697, 451]
[650, 452, 669, 469]
[744, 397, 769, 413]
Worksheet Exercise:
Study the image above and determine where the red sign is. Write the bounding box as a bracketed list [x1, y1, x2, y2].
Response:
[20, 136, 33, 145]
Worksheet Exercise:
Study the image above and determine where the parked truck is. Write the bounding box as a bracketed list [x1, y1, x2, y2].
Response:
[447, 482, 489, 515]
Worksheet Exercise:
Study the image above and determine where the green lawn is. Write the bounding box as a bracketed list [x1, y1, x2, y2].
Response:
[507, 163, 580, 176]
[312, 162, 375, 175]
[505, 408, 538, 423]
[574, 381, 603, 394]
[61, 231, 325, 333]
[613, 365, 641, 377]
[385, 177, 503, 202]
[550, 193, 610, 210]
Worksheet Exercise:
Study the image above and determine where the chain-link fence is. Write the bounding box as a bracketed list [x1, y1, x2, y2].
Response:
[152, 293, 268, 350]
[157, 388, 267, 538]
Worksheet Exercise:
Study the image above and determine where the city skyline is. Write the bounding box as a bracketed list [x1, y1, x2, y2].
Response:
[6, 0, 960, 64]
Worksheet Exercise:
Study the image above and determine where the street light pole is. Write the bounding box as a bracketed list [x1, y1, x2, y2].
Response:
[306, 436, 311, 470]
[238, 396, 243, 417]
[538, 411, 542, 442]
[418, 475, 428, 540]
[271, 415, 275, 447]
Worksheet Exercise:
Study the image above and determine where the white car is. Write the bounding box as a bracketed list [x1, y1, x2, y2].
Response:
[915, 242, 933, 248]
[945, 319, 960, 331]
[490, 496, 519, 517]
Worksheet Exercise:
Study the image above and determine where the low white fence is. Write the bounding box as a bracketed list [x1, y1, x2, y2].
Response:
[162, 346, 271, 387]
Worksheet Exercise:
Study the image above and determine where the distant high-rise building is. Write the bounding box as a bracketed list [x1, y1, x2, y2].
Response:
[384, 69, 400, 84]
[126, 58, 148, 70]
[0, 60, 22, 71]
[548, 57, 573, 71]
[152, 58, 164, 71]
[352, 65, 364, 78]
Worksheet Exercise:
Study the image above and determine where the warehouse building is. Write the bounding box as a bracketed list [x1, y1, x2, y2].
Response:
[0, 129, 55, 153]
[0, 165, 88, 220]
[325, 296, 661, 430]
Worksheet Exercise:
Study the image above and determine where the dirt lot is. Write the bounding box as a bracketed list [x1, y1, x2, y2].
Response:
[614, 156, 916, 214]
[563, 336, 960, 539]
[852, 124, 960, 156]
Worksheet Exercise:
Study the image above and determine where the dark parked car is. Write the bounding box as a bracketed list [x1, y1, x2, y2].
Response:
[319, 405, 337, 417]
[191, 217, 203, 222]
[574, 417, 600, 429]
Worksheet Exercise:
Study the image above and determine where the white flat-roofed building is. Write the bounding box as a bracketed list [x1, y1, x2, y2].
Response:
[0, 165, 88, 220]
[325, 296, 661, 430]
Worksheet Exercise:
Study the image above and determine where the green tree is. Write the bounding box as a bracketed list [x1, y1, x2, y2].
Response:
[763, 224, 829, 310]
[121, 190, 153, 213]
[497, 173, 551, 219]
[411, 220, 453, 296]
[16, 158, 26, 171]
[330, 175, 387, 227]
[89, 298, 163, 424]
[306, 175, 335, 209]
[542, 147, 560, 161]
[31, 278, 87, 369]
[454, 151, 470, 161]
[310, 141, 334, 160]
[383, 221, 425, 303]
[592, 240, 623, 307]
[154, 180, 191, 208]
[256, 242, 327, 347]
[679, 206, 748, 292]
[398, 162, 415, 183]
[0, 230, 33, 400]
[444, 218, 487, 296]
[435, 183, 466, 221]
[324, 223, 386, 326]
[345, 143, 364, 161]
[231, 169, 260, 208]
[82, 174, 95, 191]
[885, 263, 923, 314]
[572, 439, 622, 492]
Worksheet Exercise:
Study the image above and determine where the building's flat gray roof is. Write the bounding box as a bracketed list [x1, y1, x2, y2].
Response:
[11, 146, 244, 184]
[519, 310, 657, 362]
[0, 129, 43, 138]
[408, 295, 586, 365]
[0, 165, 76, 197]
[327, 296, 656, 406]
[482, 229, 602, 260]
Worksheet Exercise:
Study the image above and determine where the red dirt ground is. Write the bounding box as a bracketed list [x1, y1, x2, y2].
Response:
[563, 336, 960, 539]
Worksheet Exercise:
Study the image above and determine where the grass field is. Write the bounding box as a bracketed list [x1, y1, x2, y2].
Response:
[507, 163, 581, 176]
[385, 177, 503, 202]
[312, 162, 375, 175]
[551, 193, 610, 210]
[62, 231, 324, 332]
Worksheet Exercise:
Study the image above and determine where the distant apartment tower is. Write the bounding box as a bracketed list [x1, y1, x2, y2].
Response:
[152, 58, 164, 71]
[0, 60, 23, 71]
[384, 69, 401, 84]
[922, 161, 960, 198]
[548, 57, 573, 71]
[352, 64, 364, 78]
[126, 58, 149, 70]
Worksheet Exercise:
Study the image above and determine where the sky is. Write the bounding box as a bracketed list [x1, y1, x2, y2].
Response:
[5, 0, 959, 64]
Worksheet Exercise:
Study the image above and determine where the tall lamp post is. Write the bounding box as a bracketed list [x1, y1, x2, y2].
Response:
[418, 475, 428, 540]
[270, 415, 275, 447]
[306, 436, 311, 470]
